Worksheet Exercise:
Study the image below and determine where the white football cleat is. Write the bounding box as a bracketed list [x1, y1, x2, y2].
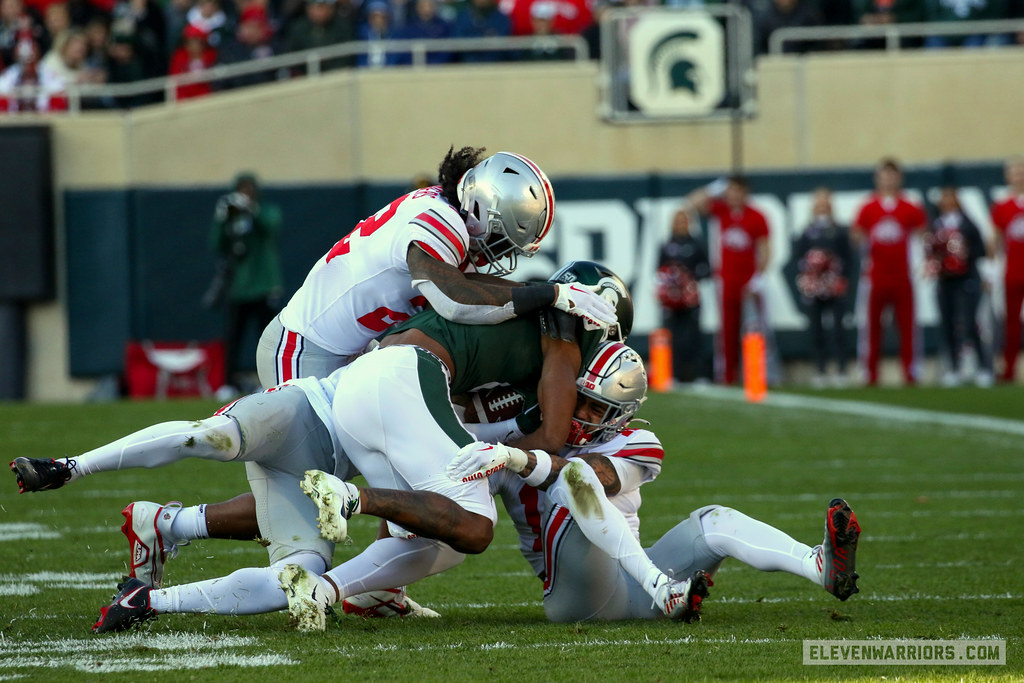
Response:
[653, 570, 710, 623]
[342, 588, 441, 618]
[300, 470, 360, 543]
[121, 501, 183, 588]
[279, 563, 334, 632]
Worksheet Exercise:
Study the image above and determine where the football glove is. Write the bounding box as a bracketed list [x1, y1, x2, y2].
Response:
[552, 283, 617, 330]
[447, 441, 528, 483]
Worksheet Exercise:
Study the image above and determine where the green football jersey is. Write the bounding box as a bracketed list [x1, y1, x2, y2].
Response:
[384, 309, 603, 395]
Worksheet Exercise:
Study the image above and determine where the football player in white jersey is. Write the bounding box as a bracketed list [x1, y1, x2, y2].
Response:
[451, 342, 862, 622]
[259, 146, 613, 386]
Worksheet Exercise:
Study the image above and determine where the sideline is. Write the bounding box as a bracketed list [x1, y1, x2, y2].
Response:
[678, 385, 1024, 436]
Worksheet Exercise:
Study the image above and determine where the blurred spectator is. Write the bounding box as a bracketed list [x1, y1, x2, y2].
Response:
[925, 187, 992, 386]
[186, 0, 228, 49]
[505, 0, 591, 36]
[283, 0, 355, 69]
[394, 0, 452, 63]
[752, 0, 822, 55]
[39, 1, 68, 53]
[111, 0, 168, 77]
[452, 0, 510, 62]
[83, 13, 109, 70]
[105, 27, 154, 106]
[218, 2, 277, 86]
[850, 0, 924, 48]
[206, 172, 283, 397]
[1, 0, 45, 68]
[357, 0, 399, 67]
[851, 157, 927, 386]
[793, 188, 853, 387]
[168, 22, 215, 98]
[656, 208, 710, 383]
[163, 0, 191, 60]
[39, 27, 100, 93]
[990, 155, 1024, 382]
[0, 29, 44, 110]
[519, 0, 574, 60]
[922, 0, 1010, 47]
[683, 175, 772, 386]
[580, 0, 618, 61]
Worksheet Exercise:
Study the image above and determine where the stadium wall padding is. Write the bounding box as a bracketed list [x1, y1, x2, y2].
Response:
[65, 163, 1009, 377]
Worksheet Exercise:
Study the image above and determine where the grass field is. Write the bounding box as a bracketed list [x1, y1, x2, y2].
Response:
[1, 386, 1022, 681]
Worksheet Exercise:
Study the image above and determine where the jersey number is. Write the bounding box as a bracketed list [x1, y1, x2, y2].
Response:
[326, 194, 411, 263]
[356, 296, 428, 333]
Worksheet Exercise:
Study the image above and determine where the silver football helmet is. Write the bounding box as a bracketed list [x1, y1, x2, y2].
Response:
[457, 151, 555, 275]
[567, 341, 648, 446]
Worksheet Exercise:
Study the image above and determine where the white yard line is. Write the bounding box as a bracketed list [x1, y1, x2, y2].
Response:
[681, 385, 1024, 436]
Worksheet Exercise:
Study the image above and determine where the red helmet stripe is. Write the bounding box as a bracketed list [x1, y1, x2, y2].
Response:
[586, 343, 624, 383]
[504, 152, 555, 242]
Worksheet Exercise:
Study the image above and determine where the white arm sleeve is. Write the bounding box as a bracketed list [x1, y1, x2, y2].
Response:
[463, 417, 525, 445]
[414, 279, 517, 325]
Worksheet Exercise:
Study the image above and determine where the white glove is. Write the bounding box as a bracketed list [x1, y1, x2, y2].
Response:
[553, 283, 618, 329]
[447, 441, 528, 483]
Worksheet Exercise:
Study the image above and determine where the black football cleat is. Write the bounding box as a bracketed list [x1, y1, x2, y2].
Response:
[93, 577, 156, 633]
[820, 498, 860, 601]
[10, 457, 76, 493]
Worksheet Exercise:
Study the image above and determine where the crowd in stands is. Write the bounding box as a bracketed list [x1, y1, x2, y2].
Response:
[1, 0, 1022, 109]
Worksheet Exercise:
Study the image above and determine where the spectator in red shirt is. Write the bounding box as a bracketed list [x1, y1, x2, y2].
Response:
[169, 23, 215, 99]
[851, 157, 927, 386]
[503, 0, 591, 37]
[990, 155, 1024, 382]
[684, 175, 772, 385]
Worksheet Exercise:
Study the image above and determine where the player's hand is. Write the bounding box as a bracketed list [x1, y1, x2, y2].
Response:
[553, 283, 617, 330]
[447, 442, 527, 483]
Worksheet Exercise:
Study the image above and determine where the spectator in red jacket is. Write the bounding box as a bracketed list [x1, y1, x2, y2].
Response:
[990, 155, 1024, 382]
[684, 175, 772, 385]
[851, 157, 927, 386]
[168, 23, 215, 99]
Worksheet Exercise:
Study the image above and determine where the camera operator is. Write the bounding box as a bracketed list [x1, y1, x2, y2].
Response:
[206, 172, 283, 397]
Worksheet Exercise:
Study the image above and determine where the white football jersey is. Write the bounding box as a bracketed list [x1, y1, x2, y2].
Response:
[279, 186, 471, 356]
[490, 428, 664, 577]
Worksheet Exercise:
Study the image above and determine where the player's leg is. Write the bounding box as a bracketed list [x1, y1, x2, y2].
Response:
[895, 278, 918, 383]
[648, 500, 860, 600]
[544, 460, 708, 622]
[1002, 280, 1024, 380]
[255, 315, 346, 389]
[720, 286, 742, 385]
[962, 277, 992, 377]
[94, 393, 339, 632]
[10, 412, 244, 493]
[866, 281, 884, 385]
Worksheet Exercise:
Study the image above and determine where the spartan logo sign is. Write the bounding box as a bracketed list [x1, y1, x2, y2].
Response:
[628, 13, 725, 117]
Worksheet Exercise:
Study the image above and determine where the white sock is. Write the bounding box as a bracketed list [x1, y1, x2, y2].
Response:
[699, 507, 821, 584]
[149, 552, 327, 615]
[68, 417, 241, 482]
[323, 537, 464, 600]
[157, 504, 209, 546]
[547, 460, 665, 599]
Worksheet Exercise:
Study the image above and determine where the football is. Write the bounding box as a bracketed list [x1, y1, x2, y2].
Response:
[465, 385, 526, 424]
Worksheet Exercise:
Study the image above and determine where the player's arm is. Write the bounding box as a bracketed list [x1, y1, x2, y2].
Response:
[681, 177, 726, 215]
[509, 333, 581, 453]
[515, 451, 621, 495]
[755, 233, 771, 273]
[408, 245, 615, 327]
